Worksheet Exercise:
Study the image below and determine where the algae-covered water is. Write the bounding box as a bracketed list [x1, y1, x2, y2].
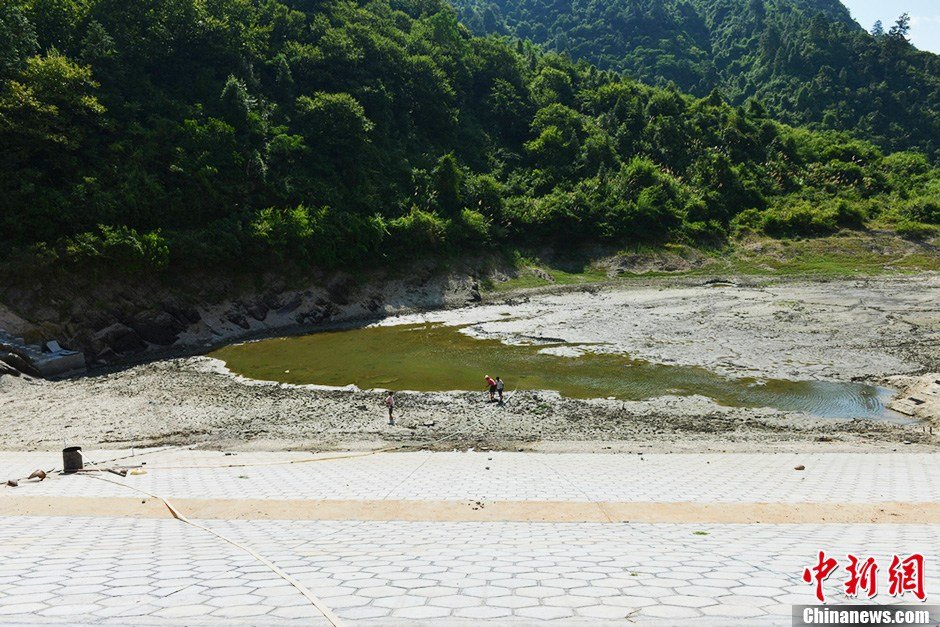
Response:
[211, 323, 904, 421]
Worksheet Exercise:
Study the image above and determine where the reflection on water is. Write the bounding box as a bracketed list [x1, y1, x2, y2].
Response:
[210, 323, 908, 422]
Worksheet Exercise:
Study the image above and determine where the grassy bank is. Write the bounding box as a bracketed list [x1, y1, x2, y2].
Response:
[485, 231, 940, 292]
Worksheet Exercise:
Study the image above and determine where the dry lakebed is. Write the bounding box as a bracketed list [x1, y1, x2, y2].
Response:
[1, 274, 938, 453]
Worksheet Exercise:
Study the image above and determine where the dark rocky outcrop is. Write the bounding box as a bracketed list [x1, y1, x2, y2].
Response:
[224, 309, 251, 330]
[326, 275, 353, 306]
[468, 281, 482, 302]
[294, 303, 335, 326]
[272, 292, 303, 314]
[129, 310, 186, 345]
[93, 323, 147, 354]
[0, 360, 20, 377]
[1, 352, 35, 376]
[246, 302, 269, 321]
[0, 260, 487, 369]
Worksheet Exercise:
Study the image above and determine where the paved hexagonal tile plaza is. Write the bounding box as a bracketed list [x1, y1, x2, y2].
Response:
[1, 449, 938, 624]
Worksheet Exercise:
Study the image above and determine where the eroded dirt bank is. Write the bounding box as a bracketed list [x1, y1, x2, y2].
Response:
[1, 275, 938, 452]
[0, 262, 484, 365]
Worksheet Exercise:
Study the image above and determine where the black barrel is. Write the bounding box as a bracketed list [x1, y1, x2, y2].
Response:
[62, 446, 83, 473]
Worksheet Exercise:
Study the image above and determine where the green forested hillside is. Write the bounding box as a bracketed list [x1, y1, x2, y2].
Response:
[0, 0, 937, 278]
[453, 0, 940, 159]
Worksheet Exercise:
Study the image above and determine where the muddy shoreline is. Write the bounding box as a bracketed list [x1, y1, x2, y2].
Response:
[1, 274, 938, 453]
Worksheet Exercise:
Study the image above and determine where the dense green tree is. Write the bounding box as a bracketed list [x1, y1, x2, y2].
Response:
[0, 0, 937, 277]
[431, 153, 465, 215]
[452, 0, 940, 159]
[0, 3, 37, 76]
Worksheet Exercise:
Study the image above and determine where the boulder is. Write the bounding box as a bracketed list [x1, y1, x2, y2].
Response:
[246, 302, 269, 321]
[326, 276, 352, 305]
[164, 302, 201, 324]
[294, 305, 333, 325]
[468, 281, 482, 303]
[0, 360, 21, 377]
[889, 373, 940, 422]
[93, 323, 146, 353]
[129, 310, 184, 345]
[224, 310, 251, 329]
[272, 292, 303, 314]
[1, 352, 38, 377]
[94, 346, 118, 364]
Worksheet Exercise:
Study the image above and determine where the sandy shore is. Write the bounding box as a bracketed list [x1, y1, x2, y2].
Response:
[1, 275, 938, 453]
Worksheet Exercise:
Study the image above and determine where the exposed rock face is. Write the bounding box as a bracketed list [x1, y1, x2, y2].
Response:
[890, 374, 940, 424]
[0, 264, 485, 367]
[603, 248, 711, 276]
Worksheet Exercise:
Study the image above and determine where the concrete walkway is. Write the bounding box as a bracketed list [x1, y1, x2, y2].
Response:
[1, 449, 938, 624]
[3, 450, 940, 503]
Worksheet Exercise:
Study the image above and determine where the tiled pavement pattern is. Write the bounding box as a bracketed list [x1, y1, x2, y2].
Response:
[2, 450, 939, 503]
[1, 450, 938, 624]
[0, 517, 937, 624]
[0, 515, 329, 624]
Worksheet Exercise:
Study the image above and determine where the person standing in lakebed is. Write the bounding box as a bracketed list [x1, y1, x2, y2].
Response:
[496, 376, 505, 404]
[385, 391, 395, 426]
[484, 375, 497, 402]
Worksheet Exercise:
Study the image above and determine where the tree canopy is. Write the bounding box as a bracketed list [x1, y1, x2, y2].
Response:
[0, 0, 937, 277]
[453, 0, 940, 160]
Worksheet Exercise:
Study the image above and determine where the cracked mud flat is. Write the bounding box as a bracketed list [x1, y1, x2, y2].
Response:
[397, 275, 940, 383]
[1, 275, 938, 453]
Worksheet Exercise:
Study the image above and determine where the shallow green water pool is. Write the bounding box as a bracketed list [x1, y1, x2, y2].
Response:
[210, 323, 906, 421]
